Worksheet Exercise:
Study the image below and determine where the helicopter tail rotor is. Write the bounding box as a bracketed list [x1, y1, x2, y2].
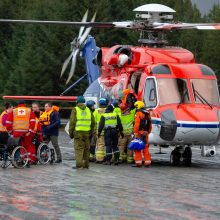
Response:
[61, 10, 96, 84]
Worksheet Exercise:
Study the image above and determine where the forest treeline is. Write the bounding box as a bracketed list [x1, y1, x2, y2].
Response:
[0, 0, 219, 98]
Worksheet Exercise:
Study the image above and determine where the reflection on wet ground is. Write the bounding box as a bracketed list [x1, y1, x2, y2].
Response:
[0, 131, 219, 220]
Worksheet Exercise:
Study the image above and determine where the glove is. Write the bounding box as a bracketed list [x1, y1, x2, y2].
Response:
[97, 133, 101, 138]
[120, 132, 124, 138]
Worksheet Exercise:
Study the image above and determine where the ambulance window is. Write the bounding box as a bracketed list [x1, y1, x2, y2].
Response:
[144, 78, 157, 108]
[152, 65, 171, 74]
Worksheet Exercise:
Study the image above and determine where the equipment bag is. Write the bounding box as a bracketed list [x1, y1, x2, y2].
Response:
[128, 138, 145, 151]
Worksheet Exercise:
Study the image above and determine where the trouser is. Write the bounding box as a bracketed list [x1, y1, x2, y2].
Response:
[0, 132, 9, 145]
[134, 132, 151, 166]
[89, 134, 97, 161]
[74, 131, 90, 168]
[104, 128, 119, 162]
[22, 133, 37, 163]
[45, 136, 62, 161]
[96, 134, 105, 162]
[118, 134, 134, 163]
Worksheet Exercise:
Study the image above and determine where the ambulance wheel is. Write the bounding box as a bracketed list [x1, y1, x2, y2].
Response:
[183, 147, 192, 167]
[37, 143, 51, 165]
[11, 146, 28, 168]
[170, 149, 180, 166]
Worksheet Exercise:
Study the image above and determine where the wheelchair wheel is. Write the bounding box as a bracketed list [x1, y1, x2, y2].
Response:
[37, 143, 50, 165]
[0, 150, 11, 168]
[11, 146, 28, 168]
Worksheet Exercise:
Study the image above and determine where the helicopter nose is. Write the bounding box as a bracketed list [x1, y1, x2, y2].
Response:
[175, 106, 220, 145]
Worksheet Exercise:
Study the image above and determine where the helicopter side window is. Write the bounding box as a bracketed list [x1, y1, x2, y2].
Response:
[151, 65, 171, 74]
[144, 78, 157, 108]
[199, 65, 215, 76]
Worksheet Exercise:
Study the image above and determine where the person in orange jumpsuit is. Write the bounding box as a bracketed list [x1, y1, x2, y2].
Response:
[6, 101, 37, 165]
[133, 101, 152, 167]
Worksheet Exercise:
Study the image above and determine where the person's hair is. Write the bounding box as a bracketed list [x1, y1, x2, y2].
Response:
[45, 102, 52, 107]
[32, 102, 40, 107]
[4, 102, 12, 110]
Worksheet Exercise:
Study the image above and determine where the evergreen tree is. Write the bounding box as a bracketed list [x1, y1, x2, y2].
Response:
[0, 0, 219, 98]
[201, 4, 220, 78]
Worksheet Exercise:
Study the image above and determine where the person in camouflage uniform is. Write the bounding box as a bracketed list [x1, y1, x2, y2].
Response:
[69, 96, 95, 169]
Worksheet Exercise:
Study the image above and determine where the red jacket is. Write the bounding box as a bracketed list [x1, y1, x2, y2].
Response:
[6, 104, 36, 138]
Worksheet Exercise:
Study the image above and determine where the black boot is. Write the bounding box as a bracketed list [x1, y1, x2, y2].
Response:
[114, 152, 120, 166]
[103, 161, 111, 165]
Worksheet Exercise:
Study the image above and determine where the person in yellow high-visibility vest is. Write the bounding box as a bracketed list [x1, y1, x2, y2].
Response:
[118, 107, 136, 164]
[112, 99, 122, 117]
[98, 105, 123, 165]
[69, 96, 95, 169]
[93, 98, 108, 163]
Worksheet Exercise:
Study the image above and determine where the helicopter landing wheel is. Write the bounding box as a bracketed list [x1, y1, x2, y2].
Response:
[183, 146, 192, 167]
[170, 148, 181, 166]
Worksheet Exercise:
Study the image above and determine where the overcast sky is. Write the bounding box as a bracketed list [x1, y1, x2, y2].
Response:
[191, 0, 220, 15]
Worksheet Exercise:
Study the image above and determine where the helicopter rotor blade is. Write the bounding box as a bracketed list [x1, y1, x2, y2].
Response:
[60, 51, 75, 78]
[79, 12, 96, 45]
[0, 19, 138, 29]
[66, 48, 79, 84]
[78, 10, 88, 39]
[154, 22, 220, 30]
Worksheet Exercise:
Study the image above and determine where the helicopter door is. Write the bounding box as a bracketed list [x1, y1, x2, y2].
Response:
[143, 77, 158, 109]
[128, 72, 141, 95]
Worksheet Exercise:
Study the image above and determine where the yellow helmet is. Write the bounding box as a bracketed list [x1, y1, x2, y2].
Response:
[134, 101, 145, 109]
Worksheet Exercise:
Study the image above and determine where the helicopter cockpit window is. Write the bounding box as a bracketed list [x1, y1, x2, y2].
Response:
[144, 78, 157, 108]
[191, 79, 219, 106]
[157, 78, 190, 106]
[151, 65, 171, 74]
[199, 65, 215, 76]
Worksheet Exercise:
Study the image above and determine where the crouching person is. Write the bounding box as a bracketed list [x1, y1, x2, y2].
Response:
[69, 96, 95, 169]
[98, 105, 123, 165]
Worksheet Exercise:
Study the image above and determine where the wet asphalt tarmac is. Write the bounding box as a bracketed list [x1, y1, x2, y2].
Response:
[0, 131, 219, 220]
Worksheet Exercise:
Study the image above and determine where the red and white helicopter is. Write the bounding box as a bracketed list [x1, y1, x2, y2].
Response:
[2, 4, 220, 166]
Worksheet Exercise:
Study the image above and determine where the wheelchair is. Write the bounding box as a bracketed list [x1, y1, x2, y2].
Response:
[0, 135, 55, 168]
[32, 136, 55, 165]
[0, 136, 29, 169]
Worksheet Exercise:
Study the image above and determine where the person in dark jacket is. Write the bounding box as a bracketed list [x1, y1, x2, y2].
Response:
[98, 105, 124, 165]
[41, 102, 62, 163]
